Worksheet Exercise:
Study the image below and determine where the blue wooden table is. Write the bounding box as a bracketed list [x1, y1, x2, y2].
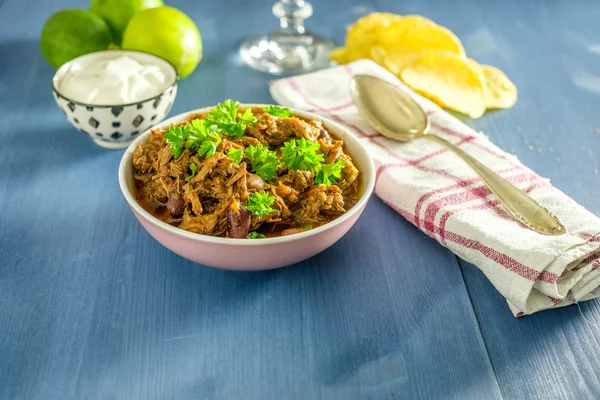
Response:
[1, 0, 600, 399]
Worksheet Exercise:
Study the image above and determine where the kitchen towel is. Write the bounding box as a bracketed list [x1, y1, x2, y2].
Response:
[269, 59, 600, 316]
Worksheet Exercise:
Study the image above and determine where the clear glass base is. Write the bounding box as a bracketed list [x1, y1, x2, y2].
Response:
[240, 30, 335, 75]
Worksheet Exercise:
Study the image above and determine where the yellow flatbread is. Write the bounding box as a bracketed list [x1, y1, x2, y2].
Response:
[401, 52, 486, 118]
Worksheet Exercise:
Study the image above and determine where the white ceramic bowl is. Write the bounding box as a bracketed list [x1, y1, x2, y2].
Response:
[118, 105, 375, 270]
[52, 50, 178, 149]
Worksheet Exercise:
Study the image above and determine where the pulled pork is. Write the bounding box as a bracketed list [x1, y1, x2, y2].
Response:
[132, 107, 361, 238]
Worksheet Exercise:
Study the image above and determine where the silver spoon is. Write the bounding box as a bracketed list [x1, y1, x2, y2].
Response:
[349, 74, 565, 236]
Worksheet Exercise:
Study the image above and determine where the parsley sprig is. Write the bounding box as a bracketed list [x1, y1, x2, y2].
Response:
[165, 99, 258, 158]
[245, 191, 276, 219]
[264, 105, 292, 118]
[164, 125, 188, 159]
[227, 148, 244, 164]
[280, 138, 324, 172]
[246, 144, 279, 181]
[165, 119, 221, 159]
[315, 158, 345, 185]
[185, 163, 198, 182]
[205, 100, 257, 137]
[247, 231, 266, 239]
[186, 119, 222, 157]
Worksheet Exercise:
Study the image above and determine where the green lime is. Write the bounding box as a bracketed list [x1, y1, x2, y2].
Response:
[41, 9, 113, 68]
[89, 0, 163, 44]
[121, 6, 202, 79]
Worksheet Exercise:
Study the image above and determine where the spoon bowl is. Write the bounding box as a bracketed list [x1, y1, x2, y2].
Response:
[350, 74, 429, 141]
[349, 74, 565, 236]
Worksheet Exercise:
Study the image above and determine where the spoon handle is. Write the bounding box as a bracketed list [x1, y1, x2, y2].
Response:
[424, 134, 565, 236]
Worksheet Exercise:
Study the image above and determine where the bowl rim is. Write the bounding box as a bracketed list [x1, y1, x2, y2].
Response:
[118, 104, 376, 246]
[52, 49, 179, 108]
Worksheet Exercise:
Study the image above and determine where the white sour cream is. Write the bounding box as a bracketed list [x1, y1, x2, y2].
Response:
[58, 55, 170, 105]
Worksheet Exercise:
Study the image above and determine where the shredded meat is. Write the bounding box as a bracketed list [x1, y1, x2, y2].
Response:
[189, 155, 219, 184]
[321, 139, 344, 164]
[132, 106, 361, 238]
[276, 169, 314, 193]
[168, 150, 191, 179]
[156, 145, 172, 176]
[179, 212, 218, 234]
[277, 117, 321, 142]
[247, 113, 280, 145]
[133, 144, 156, 174]
[181, 183, 201, 215]
[227, 167, 246, 187]
[246, 113, 321, 145]
[230, 135, 261, 148]
[338, 154, 359, 191]
[295, 185, 346, 224]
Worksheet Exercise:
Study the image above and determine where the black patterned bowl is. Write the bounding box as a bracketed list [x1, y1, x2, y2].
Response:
[52, 50, 178, 149]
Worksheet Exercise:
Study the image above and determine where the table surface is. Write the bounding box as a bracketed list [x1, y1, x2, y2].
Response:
[1, 0, 600, 399]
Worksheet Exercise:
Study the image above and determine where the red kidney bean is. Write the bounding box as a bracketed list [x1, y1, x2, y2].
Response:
[343, 196, 357, 210]
[227, 206, 251, 238]
[166, 197, 185, 218]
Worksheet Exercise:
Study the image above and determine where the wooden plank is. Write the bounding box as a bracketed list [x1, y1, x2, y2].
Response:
[375, 0, 600, 398]
[0, 0, 501, 398]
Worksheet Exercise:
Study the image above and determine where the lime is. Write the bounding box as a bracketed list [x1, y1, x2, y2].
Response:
[89, 0, 163, 44]
[41, 9, 113, 68]
[121, 6, 202, 79]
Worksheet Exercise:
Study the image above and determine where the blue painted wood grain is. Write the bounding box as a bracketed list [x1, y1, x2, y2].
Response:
[376, 0, 600, 399]
[0, 0, 598, 399]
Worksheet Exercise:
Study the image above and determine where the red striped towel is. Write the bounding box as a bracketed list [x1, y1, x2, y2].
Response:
[269, 59, 600, 316]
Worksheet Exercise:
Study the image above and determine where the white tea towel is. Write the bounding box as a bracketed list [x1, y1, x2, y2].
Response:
[269, 59, 600, 317]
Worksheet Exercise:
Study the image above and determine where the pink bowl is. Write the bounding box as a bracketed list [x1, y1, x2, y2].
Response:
[118, 105, 375, 271]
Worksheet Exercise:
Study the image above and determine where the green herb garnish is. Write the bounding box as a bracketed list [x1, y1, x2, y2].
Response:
[186, 119, 222, 158]
[315, 158, 345, 185]
[245, 190, 276, 219]
[301, 224, 312, 231]
[185, 163, 198, 182]
[247, 231, 266, 239]
[239, 108, 257, 124]
[246, 144, 279, 181]
[164, 125, 188, 159]
[165, 119, 221, 159]
[205, 99, 257, 137]
[228, 148, 244, 164]
[264, 105, 292, 118]
[280, 138, 324, 172]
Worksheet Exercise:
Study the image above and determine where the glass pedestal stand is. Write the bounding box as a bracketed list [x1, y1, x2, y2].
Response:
[240, 0, 335, 74]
